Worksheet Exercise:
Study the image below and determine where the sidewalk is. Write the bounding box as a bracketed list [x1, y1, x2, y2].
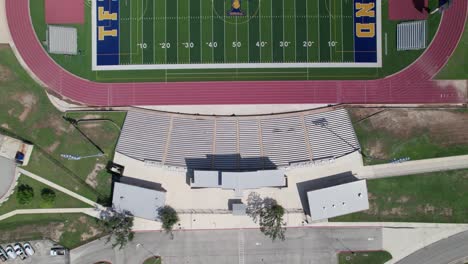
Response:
[18, 168, 103, 209]
[357, 154, 468, 179]
[0, 0, 12, 44]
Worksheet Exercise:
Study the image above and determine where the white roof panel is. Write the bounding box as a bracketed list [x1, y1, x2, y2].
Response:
[112, 182, 166, 220]
[307, 180, 369, 221]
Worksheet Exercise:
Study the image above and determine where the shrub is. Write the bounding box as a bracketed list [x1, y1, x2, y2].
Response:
[16, 184, 34, 205]
[41, 188, 56, 205]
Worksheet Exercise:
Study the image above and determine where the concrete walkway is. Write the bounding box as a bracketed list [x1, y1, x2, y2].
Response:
[18, 168, 103, 209]
[357, 154, 468, 179]
[0, 0, 12, 44]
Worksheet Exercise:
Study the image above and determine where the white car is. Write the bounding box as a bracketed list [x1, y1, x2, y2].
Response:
[13, 243, 27, 260]
[5, 246, 16, 260]
[23, 243, 35, 256]
[50, 247, 68, 256]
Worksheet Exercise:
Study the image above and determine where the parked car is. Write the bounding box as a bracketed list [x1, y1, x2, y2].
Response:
[5, 245, 16, 260]
[50, 247, 68, 256]
[0, 246, 7, 262]
[13, 243, 27, 260]
[23, 243, 35, 256]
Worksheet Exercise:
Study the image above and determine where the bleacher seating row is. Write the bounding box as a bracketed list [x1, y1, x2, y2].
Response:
[116, 109, 360, 170]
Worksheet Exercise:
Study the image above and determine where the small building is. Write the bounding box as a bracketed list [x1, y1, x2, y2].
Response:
[307, 180, 369, 221]
[0, 134, 33, 166]
[112, 181, 166, 221]
[47, 26, 78, 55]
[191, 169, 286, 196]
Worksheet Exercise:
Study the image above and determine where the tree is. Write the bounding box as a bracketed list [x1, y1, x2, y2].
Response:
[158, 205, 179, 233]
[100, 208, 135, 249]
[259, 202, 286, 241]
[246, 193, 286, 241]
[40, 188, 56, 205]
[16, 184, 34, 205]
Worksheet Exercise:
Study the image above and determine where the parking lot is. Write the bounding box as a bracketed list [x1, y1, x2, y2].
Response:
[0, 240, 68, 264]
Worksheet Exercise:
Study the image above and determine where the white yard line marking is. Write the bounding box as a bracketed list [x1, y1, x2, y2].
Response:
[247, 1, 250, 63]
[141, 0, 144, 64]
[236, 16, 238, 62]
[282, 0, 285, 61]
[329, 0, 332, 61]
[153, 0, 156, 64]
[176, 0, 179, 63]
[200, 0, 203, 62]
[270, 0, 273, 61]
[341, 0, 344, 62]
[130, 0, 133, 63]
[259, 0, 262, 62]
[317, 0, 320, 62]
[294, 0, 297, 62]
[188, 0, 191, 64]
[306, 0, 309, 62]
[212, 0, 214, 63]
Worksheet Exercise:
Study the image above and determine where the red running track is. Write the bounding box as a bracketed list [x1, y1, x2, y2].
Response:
[5, 0, 468, 106]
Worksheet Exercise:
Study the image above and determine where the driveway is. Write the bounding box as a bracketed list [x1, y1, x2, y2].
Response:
[396, 230, 468, 264]
[0, 156, 16, 202]
[71, 227, 382, 264]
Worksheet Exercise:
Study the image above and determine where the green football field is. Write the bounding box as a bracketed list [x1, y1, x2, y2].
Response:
[117, 0, 357, 65]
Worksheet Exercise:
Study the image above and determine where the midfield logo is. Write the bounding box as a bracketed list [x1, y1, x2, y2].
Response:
[229, 0, 245, 16]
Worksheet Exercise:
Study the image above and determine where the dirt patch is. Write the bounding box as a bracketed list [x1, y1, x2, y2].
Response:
[348, 108, 384, 122]
[359, 109, 468, 147]
[0, 65, 14, 82]
[381, 207, 405, 216]
[78, 216, 87, 224]
[81, 226, 101, 241]
[0, 44, 8, 50]
[34, 115, 71, 136]
[46, 141, 60, 153]
[86, 163, 106, 189]
[10, 93, 38, 122]
[440, 208, 453, 217]
[0, 222, 64, 243]
[396, 196, 411, 203]
[367, 140, 386, 160]
[417, 204, 436, 214]
[1, 124, 9, 129]
[81, 123, 102, 129]
[81, 114, 103, 119]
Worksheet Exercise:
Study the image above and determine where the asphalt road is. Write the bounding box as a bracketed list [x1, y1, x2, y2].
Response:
[396, 230, 468, 264]
[71, 227, 382, 264]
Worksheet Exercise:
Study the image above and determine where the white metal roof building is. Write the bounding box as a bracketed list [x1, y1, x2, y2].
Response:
[307, 180, 369, 221]
[112, 182, 166, 221]
[47, 25, 78, 55]
[192, 169, 286, 196]
[397, 20, 427, 51]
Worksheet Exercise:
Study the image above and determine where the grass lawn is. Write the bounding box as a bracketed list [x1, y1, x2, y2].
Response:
[436, 20, 468, 79]
[331, 169, 468, 223]
[0, 45, 125, 204]
[0, 213, 106, 249]
[0, 175, 90, 216]
[350, 108, 468, 165]
[29, 0, 441, 82]
[143, 257, 162, 264]
[338, 251, 392, 264]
